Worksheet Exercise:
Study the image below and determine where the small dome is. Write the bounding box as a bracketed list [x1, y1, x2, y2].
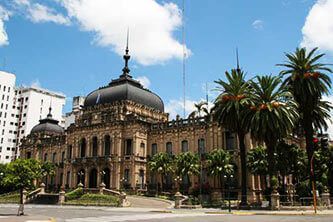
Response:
[31, 108, 64, 135]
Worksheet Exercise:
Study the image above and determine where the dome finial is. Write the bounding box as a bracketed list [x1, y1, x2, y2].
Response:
[47, 100, 52, 118]
[120, 28, 132, 78]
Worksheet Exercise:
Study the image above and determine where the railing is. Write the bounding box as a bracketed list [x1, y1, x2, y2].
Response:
[26, 188, 42, 203]
[151, 117, 207, 131]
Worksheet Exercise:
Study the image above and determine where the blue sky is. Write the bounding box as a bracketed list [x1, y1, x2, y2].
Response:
[0, 0, 332, 120]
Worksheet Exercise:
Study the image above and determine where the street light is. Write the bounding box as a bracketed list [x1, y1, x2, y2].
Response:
[224, 174, 234, 213]
[120, 177, 127, 192]
[174, 176, 183, 194]
[77, 171, 84, 185]
[100, 170, 106, 184]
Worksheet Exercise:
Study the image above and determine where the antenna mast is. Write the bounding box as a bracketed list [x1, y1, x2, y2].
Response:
[182, 0, 186, 118]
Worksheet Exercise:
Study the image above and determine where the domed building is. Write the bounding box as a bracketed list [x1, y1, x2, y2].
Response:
[20, 45, 261, 203]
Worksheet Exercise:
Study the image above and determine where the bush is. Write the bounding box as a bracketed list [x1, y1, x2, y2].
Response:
[65, 193, 119, 206]
[65, 188, 83, 201]
[0, 192, 20, 203]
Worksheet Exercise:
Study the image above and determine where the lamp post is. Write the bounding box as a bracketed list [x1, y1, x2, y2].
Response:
[224, 174, 234, 213]
[174, 176, 183, 194]
[120, 178, 127, 192]
[77, 171, 84, 186]
[100, 170, 106, 184]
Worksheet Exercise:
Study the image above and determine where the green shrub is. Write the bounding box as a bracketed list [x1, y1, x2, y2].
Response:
[65, 188, 83, 201]
[0, 192, 20, 203]
[65, 193, 119, 206]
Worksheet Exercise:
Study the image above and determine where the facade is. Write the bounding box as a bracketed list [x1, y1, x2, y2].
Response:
[0, 71, 16, 163]
[20, 48, 262, 202]
[0, 71, 66, 163]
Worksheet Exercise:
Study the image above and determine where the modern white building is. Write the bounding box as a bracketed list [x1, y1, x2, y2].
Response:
[0, 71, 17, 163]
[0, 71, 66, 163]
[63, 96, 85, 129]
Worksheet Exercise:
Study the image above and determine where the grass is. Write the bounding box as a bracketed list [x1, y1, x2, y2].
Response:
[0, 192, 20, 203]
[64, 193, 120, 207]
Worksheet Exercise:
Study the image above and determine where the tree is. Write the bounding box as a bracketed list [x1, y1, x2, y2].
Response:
[2, 159, 42, 215]
[148, 152, 174, 193]
[247, 146, 268, 177]
[244, 75, 299, 181]
[212, 68, 250, 205]
[206, 149, 234, 199]
[41, 161, 56, 188]
[278, 47, 332, 183]
[189, 101, 209, 118]
[174, 152, 200, 193]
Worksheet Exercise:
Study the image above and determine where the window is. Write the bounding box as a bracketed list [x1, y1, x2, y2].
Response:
[151, 143, 157, 156]
[92, 136, 98, 157]
[61, 151, 65, 163]
[124, 169, 130, 183]
[225, 131, 236, 150]
[198, 138, 205, 155]
[124, 139, 132, 155]
[166, 142, 172, 154]
[181, 140, 189, 152]
[67, 145, 72, 159]
[26, 152, 31, 159]
[80, 138, 86, 157]
[104, 135, 111, 156]
[44, 153, 48, 161]
[52, 152, 57, 163]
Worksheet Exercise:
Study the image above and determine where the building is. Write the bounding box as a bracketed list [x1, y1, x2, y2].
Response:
[63, 96, 85, 129]
[20, 47, 263, 202]
[0, 71, 17, 163]
[0, 71, 66, 163]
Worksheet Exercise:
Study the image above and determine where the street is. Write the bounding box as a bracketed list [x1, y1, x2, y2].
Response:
[0, 205, 333, 222]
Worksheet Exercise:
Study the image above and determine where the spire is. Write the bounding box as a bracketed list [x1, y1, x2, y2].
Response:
[47, 100, 52, 118]
[236, 47, 241, 73]
[120, 28, 132, 78]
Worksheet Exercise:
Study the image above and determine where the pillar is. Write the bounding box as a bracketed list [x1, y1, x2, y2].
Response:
[271, 190, 280, 210]
[321, 192, 331, 207]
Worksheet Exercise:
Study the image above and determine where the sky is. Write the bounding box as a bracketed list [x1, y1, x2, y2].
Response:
[0, 0, 333, 133]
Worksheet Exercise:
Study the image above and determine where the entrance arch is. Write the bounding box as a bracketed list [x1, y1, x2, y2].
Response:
[89, 168, 98, 188]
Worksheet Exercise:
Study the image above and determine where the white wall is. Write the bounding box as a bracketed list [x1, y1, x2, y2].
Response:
[0, 71, 16, 163]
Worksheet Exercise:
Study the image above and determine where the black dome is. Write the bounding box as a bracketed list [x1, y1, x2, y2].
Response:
[84, 43, 164, 112]
[31, 109, 64, 134]
[84, 76, 164, 112]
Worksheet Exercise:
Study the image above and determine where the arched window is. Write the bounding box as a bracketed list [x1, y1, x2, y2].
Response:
[52, 152, 57, 163]
[151, 143, 157, 156]
[92, 136, 98, 157]
[198, 138, 205, 155]
[104, 135, 111, 156]
[44, 153, 48, 162]
[80, 138, 86, 157]
[181, 140, 188, 152]
[166, 142, 172, 154]
[124, 139, 132, 155]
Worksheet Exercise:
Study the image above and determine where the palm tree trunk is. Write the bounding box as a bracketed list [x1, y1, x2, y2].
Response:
[303, 116, 315, 184]
[238, 131, 247, 206]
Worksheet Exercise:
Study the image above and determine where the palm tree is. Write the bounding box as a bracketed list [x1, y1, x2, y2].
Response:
[175, 152, 200, 193]
[244, 75, 299, 181]
[206, 149, 234, 199]
[188, 101, 209, 118]
[148, 152, 174, 193]
[212, 69, 250, 205]
[278, 47, 332, 171]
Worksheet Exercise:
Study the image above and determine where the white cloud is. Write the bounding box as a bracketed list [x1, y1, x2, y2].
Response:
[27, 3, 70, 25]
[61, 0, 191, 65]
[252, 19, 264, 30]
[30, 78, 41, 88]
[301, 0, 333, 52]
[165, 98, 213, 120]
[135, 76, 151, 88]
[0, 5, 10, 46]
[12, 0, 70, 25]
